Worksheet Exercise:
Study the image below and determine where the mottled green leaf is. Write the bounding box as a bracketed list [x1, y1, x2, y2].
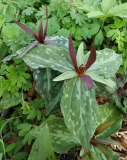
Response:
[86, 72, 113, 88]
[95, 103, 122, 138]
[110, 93, 127, 113]
[22, 44, 73, 72]
[85, 48, 122, 78]
[46, 35, 69, 50]
[61, 77, 99, 150]
[28, 125, 57, 160]
[2, 48, 25, 63]
[95, 76, 117, 97]
[29, 117, 79, 154]
[0, 93, 26, 110]
[33, 68, 65, 114]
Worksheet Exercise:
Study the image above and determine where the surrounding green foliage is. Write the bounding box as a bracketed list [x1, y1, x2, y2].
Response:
[1, 0, 127, 160]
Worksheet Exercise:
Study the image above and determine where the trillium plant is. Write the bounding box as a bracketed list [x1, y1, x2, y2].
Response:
[53, 34, 96, 89]
[95, 71, 127, 113]
[13, 6, 54, 58]
[3, 15, 124, 158]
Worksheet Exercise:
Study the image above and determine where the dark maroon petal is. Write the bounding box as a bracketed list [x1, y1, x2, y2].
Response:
[117, 87, 126, 97]
[17, 42, 39, 59]
[85, 43, 96, 71]
[44, 5, 48, 40]
[13, 20, 38, 41]
[37, 17, 44, 43]
[123, 82, 127, 90]
[69, 34, 78, 71]
[44, 40, 54, 45]
[80, 75, 93, 89]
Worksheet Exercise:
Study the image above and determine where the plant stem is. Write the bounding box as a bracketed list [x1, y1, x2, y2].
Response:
[101, 17, 106, 29]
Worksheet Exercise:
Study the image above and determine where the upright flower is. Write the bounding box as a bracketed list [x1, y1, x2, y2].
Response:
[13, 6, 53, 58]
[84, 121, 120, 159]
[53, 34, 96, 89]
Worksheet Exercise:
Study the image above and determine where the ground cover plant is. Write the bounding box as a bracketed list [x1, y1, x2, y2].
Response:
[1, 0, 127, 160]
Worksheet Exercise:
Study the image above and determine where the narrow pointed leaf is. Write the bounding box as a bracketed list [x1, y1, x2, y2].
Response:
[94, 144, 112, 160]
[17, 42, 39, 59]
[12, 20, 38, 40]
[85, 43, 96, 71]
[53, 70, 77, 81]
[86, 72, 113, 88]
[80, 75, 93, 89]
[94, 137, 121, 145]
[95, 120, 114, 135]
[44, 6, 48, 39]
[44, 39, 54, 45]
[69, 34, 78, 71]
[90, 145, 119, 160]
[61, 77, 99, 151]
[37, 17, 44, 43]
[76, 42, 85, 67]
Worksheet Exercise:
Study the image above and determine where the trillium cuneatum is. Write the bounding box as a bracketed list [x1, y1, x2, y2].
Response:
[13, 6, 54, 59]
[80, 120, 121, 158]
[53, 34, 96, 89]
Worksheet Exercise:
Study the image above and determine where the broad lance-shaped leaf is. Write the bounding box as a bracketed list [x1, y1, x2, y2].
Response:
[2, 35, 69, 63]
[29, 117, 79, 154]
[22, 44, 73, 72]
[95, 103, 122, 138]
[28, 125, 57, 160]
[85, 48, 122, 78]
[33, 68, 65, 114]
[95, 76, 117, 98]
[61, 77, 99, 150]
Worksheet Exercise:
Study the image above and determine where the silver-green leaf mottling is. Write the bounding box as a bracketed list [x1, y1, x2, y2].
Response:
[61, 77, 99, 150]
